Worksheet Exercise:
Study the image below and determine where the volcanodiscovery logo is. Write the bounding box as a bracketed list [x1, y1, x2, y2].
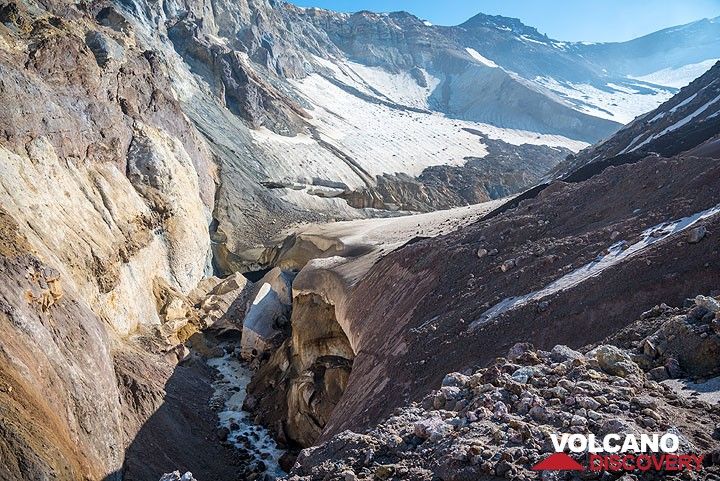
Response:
[532, 432, 705, 473]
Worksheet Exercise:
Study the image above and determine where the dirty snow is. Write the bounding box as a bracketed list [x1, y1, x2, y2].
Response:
[662, 376, 720, 404]
[344, 61, 440, 109]
[534, 76, 673, 123]
[631, 92, 720, 151]
[618, 132, 648, 155]
[282, 198, 507, 286]
[648, 111, 666, 123]
[290, 68, 586, 180]
[669, 93, 699, 113]
[470, 202, 720, 330]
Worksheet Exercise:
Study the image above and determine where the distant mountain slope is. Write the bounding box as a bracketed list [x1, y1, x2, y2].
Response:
[294, 8, 624, 137]
[2, 0, 718, 272]
[577, 17, 720, 78]
[552, 61, 720, 177]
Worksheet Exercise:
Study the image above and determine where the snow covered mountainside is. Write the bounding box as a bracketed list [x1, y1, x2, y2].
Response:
[552, 61, 720, 176]
[243, 65, 720, 471]
[452, 13, 720, 124]
[2, 1, 720, 480]
[164, 2, 720, 270]
[1, 0, 717, 290]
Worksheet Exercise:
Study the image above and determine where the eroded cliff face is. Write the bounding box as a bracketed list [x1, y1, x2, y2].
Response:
[244, 202, 507, 449]
[285, 292, 354, 447]
[244, 274, 356, 448]
[0, 1, 214, 335]
[0, 0, 718, 479]
[0, 208, 125, 480]
[243, 141, 720, 459]
[0, 2, 218, 478]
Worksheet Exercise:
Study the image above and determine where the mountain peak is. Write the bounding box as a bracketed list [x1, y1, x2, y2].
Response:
[460, 12, 548, 40]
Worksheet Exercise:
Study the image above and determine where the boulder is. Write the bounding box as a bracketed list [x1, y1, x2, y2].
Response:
[507, 342, 534, 361]
[511, 366, 536, 384]
[85, 31, 125, 67]
[652, 316, 720, 377]
[442, 372, 470, 387]
[414, 416, 453, 441]
[648, 366, 669, 381]
[695, 295, 720, 314]
[588, 345, 642, 378]
[153, 278, 195, 343]
[550, 345, 585, 363]
[686, 226, 707, 244]
[187, 276, 223, 305]
[500, 259, 516, 272]
[159, 472, 196, 481]
[198, 273, 252, 328]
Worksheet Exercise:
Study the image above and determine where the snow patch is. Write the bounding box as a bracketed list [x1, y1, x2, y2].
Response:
[519, 35, 546, 45]
[648, 111, 666, 123]
[632, 92, 720, 151]
[669, 93, 698, 113]
[631, 59, 719, 89]
[534, 77, 673, 124]
[470, 203, 720, 330]
[290, 68, 586, 180]
[465, 47, 499, 68]
[344, 61, 440, 109]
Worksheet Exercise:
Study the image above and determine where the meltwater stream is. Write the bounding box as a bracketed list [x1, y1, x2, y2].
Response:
[207, 353, 285, 479]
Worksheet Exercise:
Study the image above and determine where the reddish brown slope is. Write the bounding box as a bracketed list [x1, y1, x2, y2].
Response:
[323, 153, 720, 439]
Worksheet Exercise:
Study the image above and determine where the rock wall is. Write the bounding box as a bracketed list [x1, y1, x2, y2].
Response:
[0, 2, 214, 335]
[0, 209, 124, 481]
[0, 2, 215, 479]
[248, 151, 720, 457]
[320, 153, 720, 440]
[246, 287, 355, 448]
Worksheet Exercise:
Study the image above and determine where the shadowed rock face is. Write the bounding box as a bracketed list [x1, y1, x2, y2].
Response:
[0, 209, 124, 481]
[246, 292, 354, 448]
[0, 2, 221, 479]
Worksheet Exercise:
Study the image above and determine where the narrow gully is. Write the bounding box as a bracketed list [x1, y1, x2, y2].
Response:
[207, 347, 286, 479]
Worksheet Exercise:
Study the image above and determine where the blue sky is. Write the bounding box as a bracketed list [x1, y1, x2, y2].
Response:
[286, 0, 720, 42]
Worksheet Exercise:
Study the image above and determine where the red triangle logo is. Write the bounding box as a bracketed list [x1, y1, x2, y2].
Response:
[532, 452, 584, 471]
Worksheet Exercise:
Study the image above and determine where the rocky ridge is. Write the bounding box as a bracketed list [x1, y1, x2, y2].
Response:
[233, 66, 720, 477]
[1, 0, 715, 277]
[287, 296, 720, 480]
[553, 61, 720, 177]
[243, 144, 720, 459]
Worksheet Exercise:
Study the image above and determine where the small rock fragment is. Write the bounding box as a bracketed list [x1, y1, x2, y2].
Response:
[686, 226, 707, 244]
